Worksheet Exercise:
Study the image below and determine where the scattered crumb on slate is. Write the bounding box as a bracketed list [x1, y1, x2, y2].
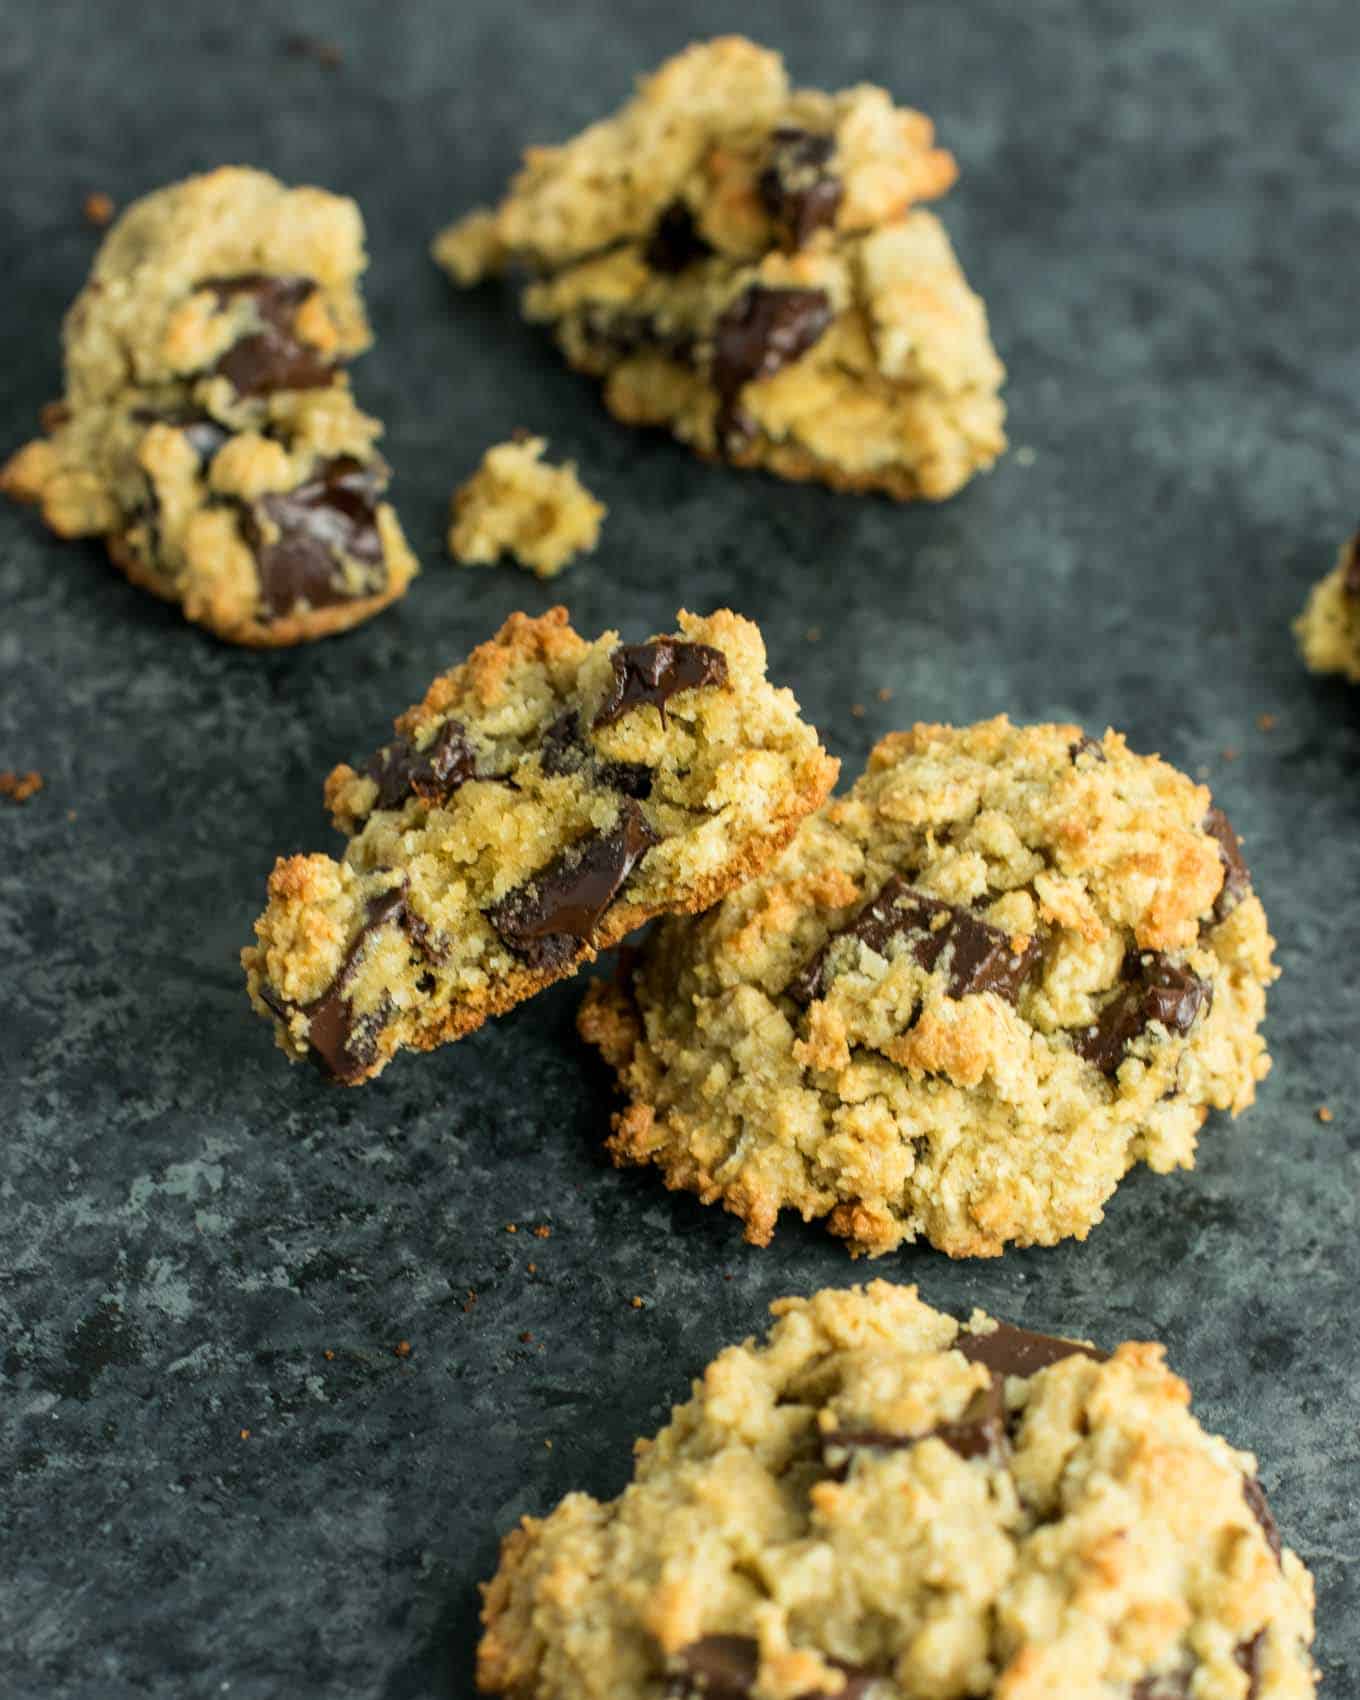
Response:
[805, 626, 822, 642]
[0, 770, 44, 804]
[323, 1349, 335, 1361]
[1221, 747, 1239, 761]
[394, 1340, 411, 1359]
[83, 191, 115, 227]
[504, 1222, 517, 1234]
[519, 1331, 532, 1344]
[851, 703, 866, 718]
[1317, 1105, 1334, 1124]
[630, 1296, 644, 1309]
[1257, 712, 1278, 732]
[877, 686, 893, 701]
[532, 1224, 551, 1240]
[283, 33, 343, 67]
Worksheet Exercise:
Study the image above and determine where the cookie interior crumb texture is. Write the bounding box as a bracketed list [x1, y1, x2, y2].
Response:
[433, 36, 1006, 501]
[243, 607, 837, 1084]
[448, 435, 606, 578]
[581, 718, 1278, 1257]
[1294, 531, 1360, 682]
[1, 165, 418, 645]
[477, 1281, 1317, 1699]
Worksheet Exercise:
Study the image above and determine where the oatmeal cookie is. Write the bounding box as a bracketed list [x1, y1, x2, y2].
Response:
[434, 38, 1005, 501]
[449, 435, 605, 578]
[243, 607, 836, 1084]
[581, 719, 1277, 1257]
[1294, 529, 1360, 682]
[478, 1282, 1317, 1699]
[1, 167, 417, 645]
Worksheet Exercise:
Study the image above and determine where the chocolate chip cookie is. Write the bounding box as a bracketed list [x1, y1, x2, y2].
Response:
[1294, 529, 1360, 682]
[581, 719, 1277, 1257]
[243, 607, 837, 1083]
[1, 167, 418, 645]
[449, 435, 605, 578]
[478, 1281, 1316, 1699]
[435, 37, 1005, 501]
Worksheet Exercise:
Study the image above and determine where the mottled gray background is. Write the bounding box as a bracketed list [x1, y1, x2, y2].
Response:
[2, 1, 1357, 1694]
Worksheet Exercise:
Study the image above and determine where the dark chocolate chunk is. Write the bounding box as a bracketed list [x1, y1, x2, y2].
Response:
[539, 711, 653, 799]
[1068, 734, 1107, 764]
[244, 455, 386, 618]
[668, 1636, 879, 1700]
[202, 272, 335, 395]
[823, 1378, 1007, 1477]
[955, 1320, 1108, 1377]
[1242, 1475, 1283, 1566]
[263, 884, 406, 1083]
[593, 639, 730, 730]
[1235, 1632, 1265, 1700]
[1343, 532, 1360, 597]
[362, 719, 478, 814]
[789, 877, 1041, 1007]
[486, 800, 659, 971]
[711, 285, 833, 448]
[644, 199, 713, 273]
[1069, 951, 1211, 1075]
[759, 127, 843, 248]
[1202, 807, 1251, 924]
[1130, 1672, 1191, 1700]
[577, 307, 697, 366]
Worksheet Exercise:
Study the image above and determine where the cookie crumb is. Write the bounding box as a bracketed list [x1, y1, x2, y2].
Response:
[1256, 713, 1278, 732]
[1317, 1105, 1334, 1124]
[1015, 445, 1037, 467]
[527, 1262, 537, 1274]
[239, 1428, 251, 1440]
[83, 191, 115, 227]
[876, 687, 893, 702]
[283, 32, 343, 68]
[851, 703, 866, 719]
[0, 770, 43, 804]
[505, 1223, 518, 1234]
[462, 1290, 478, 1313]
[630, 1296, 644, 1309]
[519, 1331, 533, 1343]
[449, 436, 605, 579]
[805, 626, 822, 642]
[1221, 747, 1239, 762]
[323, 1349, 335, 1361]
[544, 1438, 553, 1450]
[394, 1339, 412, 1359]
[531, 1224, 551, 1239]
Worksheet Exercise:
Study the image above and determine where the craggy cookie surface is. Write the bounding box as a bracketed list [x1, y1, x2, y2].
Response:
[478, 1281, 1316, 1699]
[243, 607, 836, 1084]
[1294, 530, 1360, 682]
[449, 435, 605, 578]
[1, 167, 417, 645]
[581, 719, 1277, 1257]
[435, 37, 1005, 501]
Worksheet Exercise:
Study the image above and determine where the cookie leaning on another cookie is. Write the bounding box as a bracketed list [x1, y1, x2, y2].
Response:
[581, 717, 1278, 1257]
[477, 1281, 1317, 1699]
[435, 37, 1006, 502]
[1, 167, 418, 645]
[243, 607, 837, 1084]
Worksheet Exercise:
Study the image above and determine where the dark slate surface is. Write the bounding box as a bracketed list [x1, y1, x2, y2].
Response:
[2, 1, 1357, 1694]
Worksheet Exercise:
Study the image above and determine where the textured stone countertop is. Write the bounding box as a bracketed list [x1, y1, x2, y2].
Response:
[2, 2, 1357, 1695]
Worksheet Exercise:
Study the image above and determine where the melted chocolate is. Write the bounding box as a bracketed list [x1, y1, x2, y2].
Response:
[1235, 1631, 1266, 1700]
[823, 1378, 1007, 1476]
[202, 272, 335, 395]
[1242, 1475, 1283, 1566]
[668, 1636, 878, 1700]
[362, 719, 479, 814]
[955, 1320, 1108, 1377]
[644, 199, 713, 273]
[758, 127, 843, 248]
[1069, 952, 1211, 1075]
[1202, 806, 1251, 924]
[593, 639, 730, 729]
[245, 456, 386, 618]
[789, 877, 1041, 1008]
[486, 801, 659, 971]
[711, 285, 833, 448]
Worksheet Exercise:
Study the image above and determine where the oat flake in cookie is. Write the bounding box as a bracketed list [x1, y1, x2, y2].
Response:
[434, 37, 1006, 502]
[1, 167, 417, 645]
[477, 1282, 1317, 1699]
[1294, 528, 1360, 682]
[243, 607, 836, 1084]
[581, 718, 1278, 1257]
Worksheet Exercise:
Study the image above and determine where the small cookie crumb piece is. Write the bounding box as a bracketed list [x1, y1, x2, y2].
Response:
[1317, 1105, 1334, 1124]
[1257, 713, 1278, 732]
[394, 1339, 412, 1359]
[323, 1349, 335, 1361]
[630, 1296, 644, 1309]
[83, 191, 115, 227]
[448, 436, 605, 579]
[505, 1223, 518, 1234]
[531, 1224, 551, 1240]
[851, 703, 866, 718]
[284, 33, 343, 68]
[239, 1428, 251, 1440]
[519, 1331, 533, 1344]
[0, 770, 43, 804]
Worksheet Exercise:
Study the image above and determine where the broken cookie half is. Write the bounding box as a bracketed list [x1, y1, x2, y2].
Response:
[2, 167, 417, 645]
[243, 606, 837, 1084]
[434, 36, 1005, 501]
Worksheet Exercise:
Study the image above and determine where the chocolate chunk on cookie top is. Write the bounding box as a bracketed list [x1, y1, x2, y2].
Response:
[243, 608, 837, 1084]
[434, 37, 1005, 502]
[476, 1283, 1317, 1700]
[581, 718, 1278, 1257]
[0, 167, 417, 646]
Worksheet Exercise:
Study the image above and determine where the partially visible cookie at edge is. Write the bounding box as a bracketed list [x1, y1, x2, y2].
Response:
[1294, 529, 1360, 682]
[477, 1281, 1317, 1699]
[1, 166, 418, 646]
[581, 717, 1278, 1257]
[243, 606, 837, 1084]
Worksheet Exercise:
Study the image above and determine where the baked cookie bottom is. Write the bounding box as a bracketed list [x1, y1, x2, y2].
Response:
[244, 607, 837, 1084]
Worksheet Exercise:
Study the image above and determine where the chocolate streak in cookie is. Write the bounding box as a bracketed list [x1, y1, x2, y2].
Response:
[242, 456, 387, 616]
[1070, 952, 1211, 1074]
[669, 1635, 879, 1700]
[594, 639, 730, 728]
[758, 127, 843, 248]
[711, 285, 834, 449]
[789, 877, 1041, 1007]
[203, 272, 335, 396]
[361, 719, 480, 814]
